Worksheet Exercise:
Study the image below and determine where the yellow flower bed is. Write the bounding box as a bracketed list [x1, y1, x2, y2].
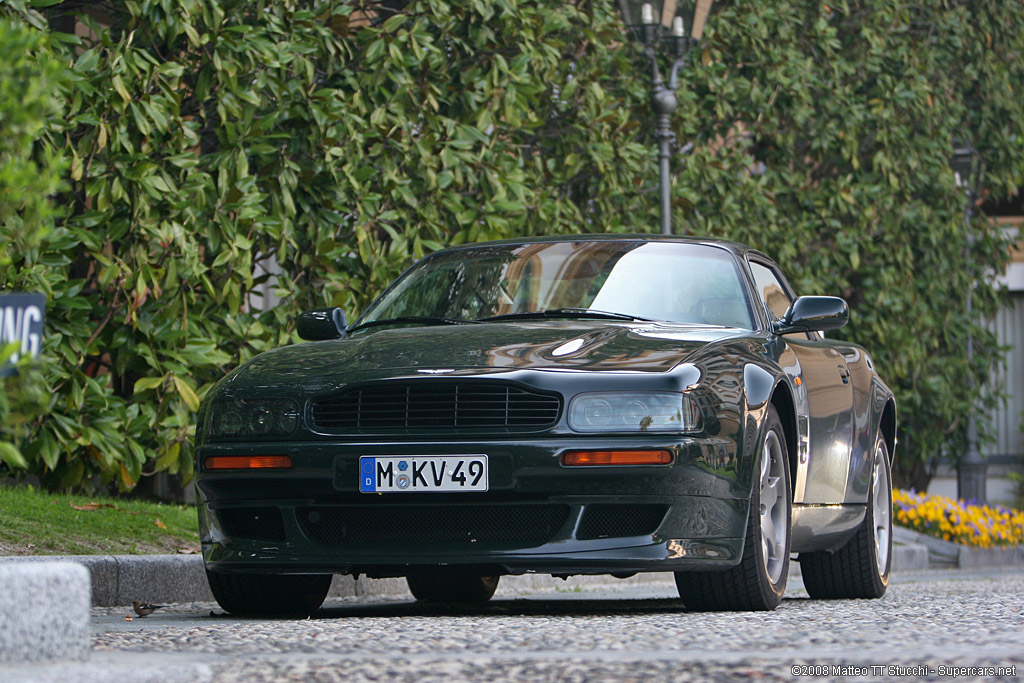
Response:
[893, 489, 1024, 548]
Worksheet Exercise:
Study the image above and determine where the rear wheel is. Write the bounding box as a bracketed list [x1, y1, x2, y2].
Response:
[406, 571, 499, 603]
[675, 404, 791, 611]
[206, 569, 331, 617]
[800, 433, 892, 599]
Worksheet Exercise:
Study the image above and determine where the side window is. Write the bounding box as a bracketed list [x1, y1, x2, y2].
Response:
[749, 262, 793, 321]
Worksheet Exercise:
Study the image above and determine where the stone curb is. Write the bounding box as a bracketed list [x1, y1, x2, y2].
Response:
[0, 562, 90, 665]
[891, 540, 930, 571]
[0, 653, 213, 683]
[893, 526, 1024, 569]
[0, 554, 215, 606]
[0, 541, 948, 607]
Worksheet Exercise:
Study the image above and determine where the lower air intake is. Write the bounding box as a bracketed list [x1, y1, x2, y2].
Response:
[217, 507, 286, 542]
[299, 504, 570, 546]
[576, 504, 668, 540]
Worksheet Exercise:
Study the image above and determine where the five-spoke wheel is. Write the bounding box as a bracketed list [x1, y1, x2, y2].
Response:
[800, 432, 892, 599]
[675, 404, 791, 611]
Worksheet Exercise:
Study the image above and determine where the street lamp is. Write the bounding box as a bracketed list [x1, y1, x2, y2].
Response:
[950, 140, 986, 503]
[617, 0, 713, 234]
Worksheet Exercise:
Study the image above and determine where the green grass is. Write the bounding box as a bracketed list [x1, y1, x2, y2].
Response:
[0, 484, 200, 556]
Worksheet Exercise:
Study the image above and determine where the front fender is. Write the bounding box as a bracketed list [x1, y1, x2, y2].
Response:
[743, 363, 775, 411]
[738, 363, 780, 494]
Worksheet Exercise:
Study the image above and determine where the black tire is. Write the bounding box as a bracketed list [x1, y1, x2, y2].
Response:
[206, 569, 331, 617]
[675, 404, 791, 611]
[406, 571, 499, 603]
[800, 433, 892, 599]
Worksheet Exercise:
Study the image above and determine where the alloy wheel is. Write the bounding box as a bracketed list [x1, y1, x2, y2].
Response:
[759, 430, 788, 585]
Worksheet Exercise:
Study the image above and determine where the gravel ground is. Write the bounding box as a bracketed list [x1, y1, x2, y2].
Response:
[74, 570, 1024, 682]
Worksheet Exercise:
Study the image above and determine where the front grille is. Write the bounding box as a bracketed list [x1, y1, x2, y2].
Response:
[309, 382, 562, 433]
[298, 504, 570, 546]
[217, 507, 286, 542]
[576, 504, 668, 541]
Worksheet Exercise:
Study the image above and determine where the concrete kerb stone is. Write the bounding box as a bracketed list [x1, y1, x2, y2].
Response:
[0, 653, 214, 683]
[959, 545, 1024, 568]
[0, 554, 214, 606]
[110, 554, 215, 605]
[0, 555, 117, 605]
[891, 539, 930, 571]
[0, 562, 90, 665]
[893, 526, 1024, 569]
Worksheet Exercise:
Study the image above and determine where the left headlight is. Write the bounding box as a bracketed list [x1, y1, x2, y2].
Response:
[568, 392, 701, 433]
[205, 398, 301, 440]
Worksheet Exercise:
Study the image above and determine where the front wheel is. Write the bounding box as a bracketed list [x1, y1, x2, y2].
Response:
[206, 569, 331, 617]
[406, 571, 499, 603]
[675, 404, 792, 611]
[800, 433, 892, 599]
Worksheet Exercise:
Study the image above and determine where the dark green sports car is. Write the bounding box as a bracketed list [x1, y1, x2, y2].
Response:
[195, 235, 896, 615]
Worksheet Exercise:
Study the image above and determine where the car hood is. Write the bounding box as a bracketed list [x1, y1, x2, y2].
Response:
[223, 321, 749, 393]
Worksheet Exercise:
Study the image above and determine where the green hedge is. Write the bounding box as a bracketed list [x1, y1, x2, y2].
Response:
[0, 14, 68, 472]
[0, 0, 1021, 492]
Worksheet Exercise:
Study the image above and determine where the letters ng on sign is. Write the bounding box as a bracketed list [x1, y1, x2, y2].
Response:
[0, 293, 46, 370]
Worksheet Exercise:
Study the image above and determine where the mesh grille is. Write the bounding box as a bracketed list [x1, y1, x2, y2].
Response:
[298, 504, 570, 545]
[217, 507, 286, 542]
[576, 504, 668, 541]
[309, 382, 561, 433]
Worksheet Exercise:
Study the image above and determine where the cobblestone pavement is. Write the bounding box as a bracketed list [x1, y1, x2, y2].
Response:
[27, 569, 1024, 682]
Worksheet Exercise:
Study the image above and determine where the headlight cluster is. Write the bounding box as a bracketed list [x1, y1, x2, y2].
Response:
[206, 398, 301, 440]
[568, 392, 701, 433]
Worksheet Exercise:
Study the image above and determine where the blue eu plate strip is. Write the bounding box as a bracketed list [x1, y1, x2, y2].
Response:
[359, 457, 376, 492]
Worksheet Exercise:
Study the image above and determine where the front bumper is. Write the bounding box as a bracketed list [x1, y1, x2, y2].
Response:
[196, 436, 750, 577]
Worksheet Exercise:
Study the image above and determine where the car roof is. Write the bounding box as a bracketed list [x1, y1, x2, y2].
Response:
[440, 233, 765, 260]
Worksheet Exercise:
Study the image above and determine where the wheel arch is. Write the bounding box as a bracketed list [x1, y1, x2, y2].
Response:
[879, 398, 897, 465]
[741, 364, 799, 494]
[770, 381, 799, 485]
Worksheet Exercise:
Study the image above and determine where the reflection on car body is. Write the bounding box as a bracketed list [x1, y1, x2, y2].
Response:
[195, 235, 896, 615]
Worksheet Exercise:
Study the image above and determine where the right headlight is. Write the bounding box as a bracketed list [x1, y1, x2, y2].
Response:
[568, 392, 701, 433]
[205, 397, 300, 440]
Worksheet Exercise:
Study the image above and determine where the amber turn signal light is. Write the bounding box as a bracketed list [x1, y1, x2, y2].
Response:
[205, 455, 292, 470]
[561, 449, 673, 466]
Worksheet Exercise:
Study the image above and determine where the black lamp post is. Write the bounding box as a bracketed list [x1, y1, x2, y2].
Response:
[617, 0, 713, 235]
[950, 140, 986, 504]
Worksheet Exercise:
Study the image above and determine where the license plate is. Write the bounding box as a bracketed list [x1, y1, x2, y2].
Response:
[359, 455, 489, 493]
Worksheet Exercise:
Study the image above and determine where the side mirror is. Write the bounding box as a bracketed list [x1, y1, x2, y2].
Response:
[297, 308, 348, 341]
[774, 296, 848, 335]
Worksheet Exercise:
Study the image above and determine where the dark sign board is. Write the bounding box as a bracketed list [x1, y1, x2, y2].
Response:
[1, 293, 46, 369]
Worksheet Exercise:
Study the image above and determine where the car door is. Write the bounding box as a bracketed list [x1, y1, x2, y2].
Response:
[748, 260, 855, 505]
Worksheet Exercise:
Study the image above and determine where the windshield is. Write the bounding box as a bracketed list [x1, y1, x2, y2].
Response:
[356, 241, 754, 329]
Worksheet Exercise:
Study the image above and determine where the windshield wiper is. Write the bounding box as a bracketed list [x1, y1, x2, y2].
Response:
[347, 316, 481, 333]
[479, 308, 658, 323]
